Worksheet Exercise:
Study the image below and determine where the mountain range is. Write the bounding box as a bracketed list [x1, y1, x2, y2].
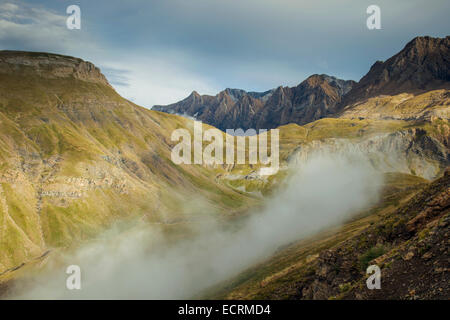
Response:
[154, 36, 450, 130]
[154, 75, 355, 130]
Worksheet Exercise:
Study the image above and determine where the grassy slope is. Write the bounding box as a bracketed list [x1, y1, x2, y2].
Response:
[0, 72, 258, 275]
[279, 117, 449, 146]
[340, 89, 450, 120]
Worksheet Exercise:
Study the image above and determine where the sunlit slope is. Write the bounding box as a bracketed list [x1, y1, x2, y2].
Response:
[339, 90, 449, 121]
[222, 116, 448, 198]
[0, 52, 257, 274]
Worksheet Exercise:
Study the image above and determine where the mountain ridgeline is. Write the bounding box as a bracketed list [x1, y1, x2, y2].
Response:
[153, 36, 450, 130]
[153, 75, 355, 131]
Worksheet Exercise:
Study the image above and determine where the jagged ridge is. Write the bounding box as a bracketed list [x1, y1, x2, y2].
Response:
[153, 74, 355, 130]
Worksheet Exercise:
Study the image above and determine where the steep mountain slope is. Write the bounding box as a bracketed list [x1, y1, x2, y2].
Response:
[209, 170, 449, 300]
[0, 51, 257, 275]
[342, 36, 449, 105]
[339, 36, 450, 120]
[153, 75, 355, 130]
[255, 75, 354, 129]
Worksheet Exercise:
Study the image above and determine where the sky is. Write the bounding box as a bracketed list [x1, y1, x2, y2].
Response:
[0, 0, 449, 107]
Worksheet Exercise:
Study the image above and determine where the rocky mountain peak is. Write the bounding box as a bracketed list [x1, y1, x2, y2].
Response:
[301, 74, 355, 97]
[404, 35, 449, 56]
[190, 90, 200, 97]
[304, 74, 328, 86]
[0, 51, 111, 87]
[223, 88, 247, 101]
[186, 90, 202, 102]
[340, 36, 450, 107]
[387, 36, 449, 80]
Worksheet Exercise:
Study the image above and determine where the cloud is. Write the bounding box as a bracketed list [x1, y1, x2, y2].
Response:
[97, 47, 224, 107]
[0, 1, 99, 55]
[0, 2, 19, 14]
[101, 66, 131, 87]
[0, 1, 220, 107]
[1, 0, 449, 108]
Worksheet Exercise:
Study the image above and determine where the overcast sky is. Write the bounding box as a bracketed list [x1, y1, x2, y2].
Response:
[0, 0, 449, 107]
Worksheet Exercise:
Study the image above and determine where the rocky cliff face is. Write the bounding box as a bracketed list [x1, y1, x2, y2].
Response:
[153, 74, 355, 130]
[0, 51, 111, 86]
[287, 128, 449, 180]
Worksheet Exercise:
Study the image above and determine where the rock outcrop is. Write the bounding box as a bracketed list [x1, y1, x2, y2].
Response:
[287, 128, 449, 180]
[0, 51, 111, 86]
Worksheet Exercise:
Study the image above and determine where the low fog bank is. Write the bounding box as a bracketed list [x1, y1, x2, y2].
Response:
[10, 153, 382, 299]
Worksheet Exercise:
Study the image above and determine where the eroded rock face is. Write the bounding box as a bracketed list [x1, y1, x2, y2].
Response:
[287, 128, 449, 180]
[0, 51, 110, 86]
